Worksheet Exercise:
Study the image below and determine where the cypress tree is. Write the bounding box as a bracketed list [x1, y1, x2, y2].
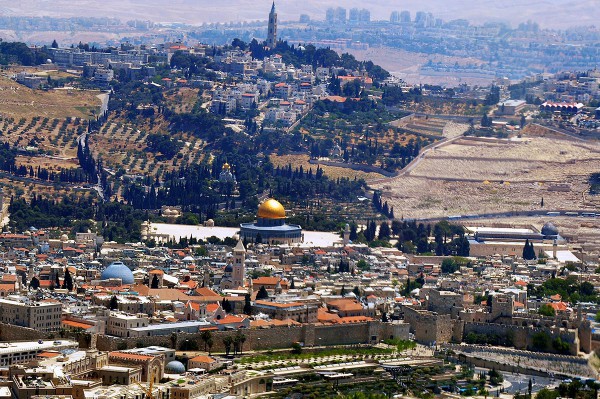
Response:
[62, 268, 73, 291]
[256, 286, 269, 300]
[243, 294, 252, 315]
[151, 274, 160, 288]
[109, 295, 119, 310]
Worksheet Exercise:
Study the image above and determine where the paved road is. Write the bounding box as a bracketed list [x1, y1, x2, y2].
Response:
[97, 92, 110, 115]
[474, 367, 554, 395]
[409, 209, 598, 223]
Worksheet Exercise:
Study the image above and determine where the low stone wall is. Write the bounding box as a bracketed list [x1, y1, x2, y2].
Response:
[448, 343, 588, 366]
[452, 354, 560, 378]
[445, 343, 594, 378]
[308, 159, 397, 177]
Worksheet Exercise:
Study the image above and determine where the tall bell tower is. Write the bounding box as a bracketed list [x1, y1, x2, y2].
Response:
[232, 239, 246, 288]
[267, 2, 278, 48]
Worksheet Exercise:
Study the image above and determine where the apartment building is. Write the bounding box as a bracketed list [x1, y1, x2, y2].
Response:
[0, 298, 62, 332]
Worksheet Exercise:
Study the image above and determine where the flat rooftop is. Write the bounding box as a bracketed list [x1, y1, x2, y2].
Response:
[150, 223, 342, 247]
[466, 226, 535, 234]
[499, 99, 526, 107]
[543, 250, 580, 263]
[100, 365, 134, 372]
[131, 320, 211, 332]
[0, 340, 77, 355]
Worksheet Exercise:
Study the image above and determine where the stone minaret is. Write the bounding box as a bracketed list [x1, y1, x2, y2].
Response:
[267, 2, 278, 48]
[343, 223, 350, 246]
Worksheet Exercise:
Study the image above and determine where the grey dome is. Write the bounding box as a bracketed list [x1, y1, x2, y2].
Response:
[541, 222, 559, 237]
[165, 360, 186, 374]
[100, 261, 134, 284]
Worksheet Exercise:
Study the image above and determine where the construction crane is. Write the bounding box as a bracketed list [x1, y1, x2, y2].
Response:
[135, 371, 156, 399]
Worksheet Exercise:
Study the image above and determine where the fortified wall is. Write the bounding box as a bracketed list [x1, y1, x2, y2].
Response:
[463, 322, 580, 355]
[0, 323, 47, 342]
[95, 321, 410, 352]
[400, 301, 589, 356]
[402, 307, 456, 345]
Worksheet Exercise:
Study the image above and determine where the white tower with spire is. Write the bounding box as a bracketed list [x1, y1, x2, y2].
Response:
[267, 2, 278, 48]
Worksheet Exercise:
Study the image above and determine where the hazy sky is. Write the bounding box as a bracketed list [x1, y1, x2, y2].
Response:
[0, 0, 597, 28]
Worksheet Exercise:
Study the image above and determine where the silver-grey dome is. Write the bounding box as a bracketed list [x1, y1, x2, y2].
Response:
[165, 360, 186, 374]
[541, 222, 559, 237]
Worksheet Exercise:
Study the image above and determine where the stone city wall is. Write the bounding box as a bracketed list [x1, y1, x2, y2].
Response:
[463, 322, 579, 355]
[403, 307, 455, 344]
[95, 321, 396, 352]
[0, 322, 47, 342]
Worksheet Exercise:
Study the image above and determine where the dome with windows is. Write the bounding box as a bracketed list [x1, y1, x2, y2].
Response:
[257, 198, 286, 219]
[100, 261, 134, 284]
[165, 360, 186, 374]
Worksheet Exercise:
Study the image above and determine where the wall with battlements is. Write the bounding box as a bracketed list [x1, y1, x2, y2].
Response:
[95, 321, 408, 352]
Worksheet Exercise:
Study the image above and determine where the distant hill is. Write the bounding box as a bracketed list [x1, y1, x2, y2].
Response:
[0, 0, 598, 29]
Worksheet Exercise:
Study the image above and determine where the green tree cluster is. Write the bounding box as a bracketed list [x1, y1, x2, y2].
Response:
[538, 303, 555, 317]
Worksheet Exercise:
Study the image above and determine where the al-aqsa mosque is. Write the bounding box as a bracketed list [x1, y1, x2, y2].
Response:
[239, 198, 303, 244]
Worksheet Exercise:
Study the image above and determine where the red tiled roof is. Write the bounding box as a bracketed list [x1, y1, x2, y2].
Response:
[548, 302, 568, 311]
[206, 303, 220, 312]
[325, 96, 347, 103]
[62, 320, 94, 330]
[109, 352, 154, 361]
[317, 308, 341, 322]
[195, 287, 219, 297]
[216, 315, 245, 324]
[0, 283, 15, 292]
[327, 299, 364, 312]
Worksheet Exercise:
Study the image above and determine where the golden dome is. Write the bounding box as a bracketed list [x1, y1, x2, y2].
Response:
[257, 198, 286, 219]
[222, 162, 231, 170]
